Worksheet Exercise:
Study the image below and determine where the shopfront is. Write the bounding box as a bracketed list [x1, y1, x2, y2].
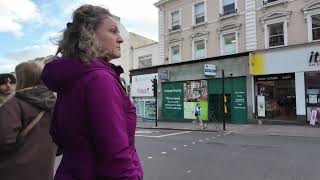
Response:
[250, 43, 320, 124]
[131, 73, 158, 121]
[159, 53, 251, 124]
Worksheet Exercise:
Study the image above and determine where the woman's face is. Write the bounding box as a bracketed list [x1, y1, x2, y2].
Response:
[96, 17, 123, 59]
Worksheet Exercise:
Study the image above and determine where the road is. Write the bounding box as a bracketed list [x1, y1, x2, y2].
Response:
[55, 129, 320, 180]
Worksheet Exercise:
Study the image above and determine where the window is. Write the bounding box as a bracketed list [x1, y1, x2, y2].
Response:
[268, 23, 284, 47]
[223, 0, 236, 16]
[312, 14, 320, 41]
[193, 39, 206, 59]
[263, 0, 279, 4]
[138, 55, 152, 68]
[223, 33, 237, 54]
[171, 45, 181, 63]
[171, 10, 181, 31]
[194, 2, 205, 25]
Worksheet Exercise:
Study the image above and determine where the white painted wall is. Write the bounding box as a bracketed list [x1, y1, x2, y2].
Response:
[295, 72, 307, 115]
[132, 43, 160, 70]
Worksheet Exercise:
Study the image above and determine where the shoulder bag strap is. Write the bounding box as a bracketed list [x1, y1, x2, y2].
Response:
[19, 111, 46, 137]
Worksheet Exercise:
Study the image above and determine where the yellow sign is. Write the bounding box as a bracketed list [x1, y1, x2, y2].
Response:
[249, 53, 265, 75]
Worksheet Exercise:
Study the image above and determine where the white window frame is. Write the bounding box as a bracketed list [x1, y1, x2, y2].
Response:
[192, 1, 207, 25]
[169, 9, 182, 32]
[219, 0, 238, 16]
[192, 38, 207, 60]
[170, 45, 181, 63]
[307, 13, 320, 42]
[220, 32, 238, 55]
[264, 20, 288, 48]
[138, 54, 152, 68]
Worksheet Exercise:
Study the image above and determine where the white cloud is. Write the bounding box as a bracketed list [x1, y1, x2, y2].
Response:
[62, 0, 159, 40]
[6, 44, 57, 61]
[0, 0, 41, 36]
[0, 44, 57, 73]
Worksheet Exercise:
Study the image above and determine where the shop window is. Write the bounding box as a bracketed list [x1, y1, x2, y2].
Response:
[311, 14, 320, 41]
[170, 45, 181, 63]
[268, 22, 284, 47]
[138, 55, 152, 68]
[305, 72, 320, 125]
[256, 74, 296, 120]
[193, 39, 206, 60]
[193, 1, 206, 25]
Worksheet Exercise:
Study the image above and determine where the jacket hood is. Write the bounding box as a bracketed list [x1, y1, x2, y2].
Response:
[15, 84, 56, 110]
[41, 57, 123, 93]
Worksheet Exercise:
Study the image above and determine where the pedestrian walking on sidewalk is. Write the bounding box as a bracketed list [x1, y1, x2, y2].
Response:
[0, 73, 16, 105]
[41, 4, 143, 180]
[0, 62, 57, 180]
[193, 103, 207, 129]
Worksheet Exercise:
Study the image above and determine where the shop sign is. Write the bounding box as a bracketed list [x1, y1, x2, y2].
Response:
[203, 64, 217, 76]
[234, 91, 246, 110]
[159, 70, 170, 81]
[162, 82, 184, 119]
[309, 51, 320, 67]
[131, 73, 158, 97]
[255, 73, 294, 82]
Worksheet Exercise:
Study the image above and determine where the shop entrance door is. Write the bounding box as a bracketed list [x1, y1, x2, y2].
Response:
[208, 94, 231, 123]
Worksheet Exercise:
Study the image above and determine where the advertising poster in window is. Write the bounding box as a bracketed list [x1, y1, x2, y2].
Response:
[184, 80, 208, 121]
[144, 101, 156, 121]
[162, 82, 184, 119]
[133, 100, 144, 118]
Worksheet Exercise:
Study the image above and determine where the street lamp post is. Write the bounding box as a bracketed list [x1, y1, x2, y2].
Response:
[151, 76, 158, 127]
[222, 70, 226, 131]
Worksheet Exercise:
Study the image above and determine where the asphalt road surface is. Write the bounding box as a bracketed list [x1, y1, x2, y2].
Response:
[55, 129, 320, 180]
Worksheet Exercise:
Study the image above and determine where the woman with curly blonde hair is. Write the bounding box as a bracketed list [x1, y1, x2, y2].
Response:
[41, 4, 143, 180]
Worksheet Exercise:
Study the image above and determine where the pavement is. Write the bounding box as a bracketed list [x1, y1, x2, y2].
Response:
[137, 120, 320, 138]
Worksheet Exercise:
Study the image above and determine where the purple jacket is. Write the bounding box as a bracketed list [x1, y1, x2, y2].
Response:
[41, 58, 143, 180]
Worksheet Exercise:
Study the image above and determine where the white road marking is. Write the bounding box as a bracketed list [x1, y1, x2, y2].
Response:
[192, 142, 196, 144]
[147, 157, 153, 159]
[199, 140, 203, 142]
[135, 131, 191, 138]
[212, 137, 216, 139]
[187, 170, 192, 173]
[183, 145, 188, 147]
[206, 138, 210, 140]
[161, 152, 167, 155]
[172, 148, 177, 151]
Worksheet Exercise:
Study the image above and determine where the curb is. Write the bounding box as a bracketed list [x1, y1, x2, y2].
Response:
[136, 126, 231, 133]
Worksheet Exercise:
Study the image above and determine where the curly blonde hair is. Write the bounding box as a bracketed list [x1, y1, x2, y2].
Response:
[56, 5, 111, 63]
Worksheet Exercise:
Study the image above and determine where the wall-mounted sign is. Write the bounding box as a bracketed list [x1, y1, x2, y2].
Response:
[159, 70, 170, 81]
[131, 73, 158, 97]
[255, 73, 295, 82]
[204, 64, 216, 76]
[309, 51, 320, 67]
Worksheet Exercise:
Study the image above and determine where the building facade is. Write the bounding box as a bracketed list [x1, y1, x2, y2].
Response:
[153, 0, 320, 124]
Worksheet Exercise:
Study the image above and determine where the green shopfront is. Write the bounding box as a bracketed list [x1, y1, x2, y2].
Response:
[159, 53, 252, 124]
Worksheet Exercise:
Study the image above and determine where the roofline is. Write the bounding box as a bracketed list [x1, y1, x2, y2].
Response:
[130, 51, 250, 73]
[154, 0, 173, 7]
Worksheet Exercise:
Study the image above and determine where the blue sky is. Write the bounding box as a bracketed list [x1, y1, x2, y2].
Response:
[0, 0, 159, 73]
